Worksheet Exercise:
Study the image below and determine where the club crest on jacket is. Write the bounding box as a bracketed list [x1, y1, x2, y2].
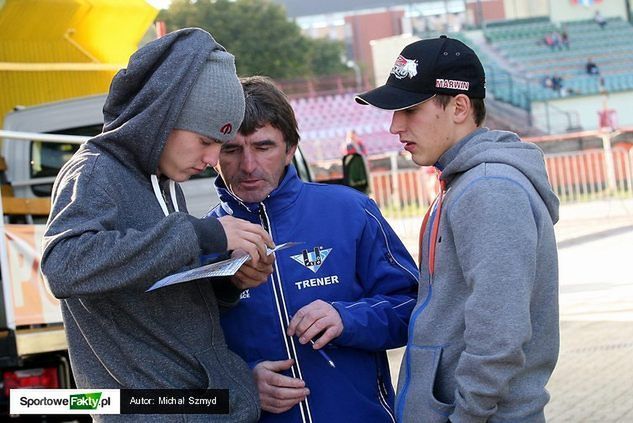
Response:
[291, 246, 332, 273]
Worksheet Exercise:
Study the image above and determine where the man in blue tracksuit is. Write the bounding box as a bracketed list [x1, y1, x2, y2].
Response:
[207, 76, 419, 422]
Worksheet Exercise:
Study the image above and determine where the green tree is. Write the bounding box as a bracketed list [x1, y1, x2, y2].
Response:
[307, 37, 349, 77]
[160, 0, 347, 79]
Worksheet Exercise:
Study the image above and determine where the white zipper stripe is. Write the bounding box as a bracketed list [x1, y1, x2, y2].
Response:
[377, 379, 396, 423]
[257, 205, 298, 383]
[269, 269, 297, 375]
[261, 203, 313, 423]
[272, 256, 312, 423]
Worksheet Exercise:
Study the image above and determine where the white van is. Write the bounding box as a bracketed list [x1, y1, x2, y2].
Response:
[1, 94, 315, 217]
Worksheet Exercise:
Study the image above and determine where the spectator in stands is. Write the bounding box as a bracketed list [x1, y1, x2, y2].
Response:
[40, 28, 272, 422]
[599, 76, 607, 94]
[209, 76, 418, 422]
[542, 31, 562, 51]
[550, 31, 563, 51]
[542, 32, 554, 49]
[344, 148, 370, 194]
[594, 10, 607, 29]
[561, 27, 570, 49]
[542, 75, 554, 89]
[356, 35, 560, 423]
[344, 129, 367, 155]
[586, 57, 600, 75]
[552, 74, 565, 95]
[543, 74, 564, 95]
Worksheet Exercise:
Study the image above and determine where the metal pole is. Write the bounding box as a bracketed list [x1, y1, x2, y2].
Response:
[601, 131, 618, 195]
[390, 152, 400, 211]
[346, 61, 361, 91]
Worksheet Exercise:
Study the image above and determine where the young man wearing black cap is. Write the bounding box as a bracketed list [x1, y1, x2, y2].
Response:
[356, 36, 560, 422]
[41, 28, 273, 421]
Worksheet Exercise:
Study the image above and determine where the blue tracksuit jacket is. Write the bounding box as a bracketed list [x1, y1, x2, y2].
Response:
[208, 165, 419, 423]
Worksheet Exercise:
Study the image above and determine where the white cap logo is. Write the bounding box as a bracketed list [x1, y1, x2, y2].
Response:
[391, 55, 418, 79]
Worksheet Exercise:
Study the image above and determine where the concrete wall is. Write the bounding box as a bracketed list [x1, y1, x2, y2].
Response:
[501, 0, 549, 20]
[345, 10, 405, 84]
[550, 0, 628, 23]
[369, 34, 420, 87]
[531, 90, 633, 133]
[465, 0, 506, 25]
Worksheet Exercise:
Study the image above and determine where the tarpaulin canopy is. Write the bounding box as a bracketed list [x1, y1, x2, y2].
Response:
[0, 0, 158, 125]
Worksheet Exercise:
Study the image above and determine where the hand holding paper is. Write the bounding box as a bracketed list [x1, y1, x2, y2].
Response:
[231, 248, 275, 289]
[218, 215, 273, 266]
[147, 242, 302, 292]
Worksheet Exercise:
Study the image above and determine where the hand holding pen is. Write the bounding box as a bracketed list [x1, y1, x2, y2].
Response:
[288, 300, 343, 368]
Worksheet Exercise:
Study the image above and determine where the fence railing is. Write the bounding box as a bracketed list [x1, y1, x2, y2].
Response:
[367, 147, 633, 222]
[545, 148, 633, 202]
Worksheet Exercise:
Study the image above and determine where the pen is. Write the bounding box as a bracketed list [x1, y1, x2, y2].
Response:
[288, 314, 336, 368]
[309, 339, 336, 368]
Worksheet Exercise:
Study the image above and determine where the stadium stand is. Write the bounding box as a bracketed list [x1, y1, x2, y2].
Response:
[291, 93, 400, 162]
[483, 16, 633, 107]
[291, 17, 633, 160]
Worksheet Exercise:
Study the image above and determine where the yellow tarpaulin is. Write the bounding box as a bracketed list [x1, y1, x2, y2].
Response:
[0, 0, 158, 125]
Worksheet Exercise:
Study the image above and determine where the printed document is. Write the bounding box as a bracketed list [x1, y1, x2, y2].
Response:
[147, 242, 301, 291]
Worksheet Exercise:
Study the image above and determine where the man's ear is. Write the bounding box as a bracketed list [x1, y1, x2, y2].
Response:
[453, 94, 472, 124]
[285, 143, 298, 165]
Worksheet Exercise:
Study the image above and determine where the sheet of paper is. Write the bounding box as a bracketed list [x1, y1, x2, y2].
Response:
[147, 241, 302, 292]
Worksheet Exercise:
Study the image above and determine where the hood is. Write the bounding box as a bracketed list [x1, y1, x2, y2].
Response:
[439, 130, 559, 223]
[89, 28, 226, 176]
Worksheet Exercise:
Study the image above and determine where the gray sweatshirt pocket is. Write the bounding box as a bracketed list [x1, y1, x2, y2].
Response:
[194, 345, 260, 422]
[400, 346, 454, 423]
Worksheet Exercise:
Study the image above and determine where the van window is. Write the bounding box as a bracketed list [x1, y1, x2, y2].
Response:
[30, 142, 80, 196]
[29, 125, 101, 196]
[293, 149, 312, 182]
[28, 124, 219, 196]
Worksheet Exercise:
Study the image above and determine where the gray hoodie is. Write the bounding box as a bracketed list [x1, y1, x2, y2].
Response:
[41, 29, 259, 422]
[396, 128, 559, 423]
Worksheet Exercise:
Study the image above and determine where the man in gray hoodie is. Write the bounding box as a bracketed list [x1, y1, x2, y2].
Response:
[41, 28, 273, 421]
[356, 36, 560, 422]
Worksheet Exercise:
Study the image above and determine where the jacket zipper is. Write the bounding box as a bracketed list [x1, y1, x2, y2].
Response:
[377, 373, 396, 422]
[259, 203, 313, 423]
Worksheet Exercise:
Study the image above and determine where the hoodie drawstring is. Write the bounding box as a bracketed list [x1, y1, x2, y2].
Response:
[151, 174, 180, 217]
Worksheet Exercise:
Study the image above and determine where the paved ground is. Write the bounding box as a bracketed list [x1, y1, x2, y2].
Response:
[385, 197, 633, 422]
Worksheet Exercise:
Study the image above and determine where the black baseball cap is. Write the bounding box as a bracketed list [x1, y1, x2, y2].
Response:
[355, 35, 485, 110]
